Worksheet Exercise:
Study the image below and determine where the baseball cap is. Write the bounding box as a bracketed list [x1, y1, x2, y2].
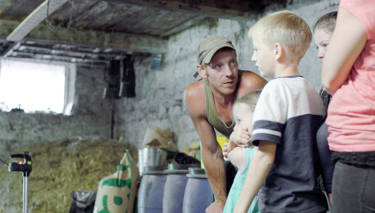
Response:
[198, 36, 235, 65]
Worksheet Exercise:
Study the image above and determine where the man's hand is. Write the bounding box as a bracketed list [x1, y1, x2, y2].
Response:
[230, 124, 251, 147]
[206, 200, 225, 213]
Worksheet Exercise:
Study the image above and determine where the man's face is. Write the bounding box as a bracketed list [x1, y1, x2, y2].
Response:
[251, 37, 275, 78]
[205, 48, 239, 95]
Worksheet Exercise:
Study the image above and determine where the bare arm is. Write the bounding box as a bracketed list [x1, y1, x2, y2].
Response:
[199, 120, 227, 205]
[184, 87, 227, 209]
[238, 71, 267, 97]
[321, 7, 367, 94]
[234, 141, 276, 213]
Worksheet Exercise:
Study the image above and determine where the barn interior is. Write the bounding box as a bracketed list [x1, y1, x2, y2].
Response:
[0, 0, 338, 212]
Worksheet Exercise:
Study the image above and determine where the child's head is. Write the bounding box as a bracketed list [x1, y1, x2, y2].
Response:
[248, 11, 311, 69]
[233, 90, 262, 133]
[313, 11, 337, 59]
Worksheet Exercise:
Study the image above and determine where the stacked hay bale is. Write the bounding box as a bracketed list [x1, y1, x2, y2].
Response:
[0, 138, 137, 213]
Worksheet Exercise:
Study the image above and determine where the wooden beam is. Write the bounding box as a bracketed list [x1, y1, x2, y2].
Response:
[9, 52, 108, 65]
[18, 44, 121, 59]
[0, 19, 167, 54]
[7, 0, 69, 41]
[105, 0, 265, 20]
[105, 0, 323, 20]
[161, 16, 210, 37]
[3, 42, 20, 57]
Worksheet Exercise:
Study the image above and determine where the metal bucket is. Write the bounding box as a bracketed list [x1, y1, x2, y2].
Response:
[138, 147, 168, 176]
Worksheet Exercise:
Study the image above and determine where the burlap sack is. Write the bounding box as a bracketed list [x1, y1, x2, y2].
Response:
[93, 149, 139, 213]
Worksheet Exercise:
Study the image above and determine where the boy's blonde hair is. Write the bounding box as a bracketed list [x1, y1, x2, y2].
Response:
[248, 10, 312, 61]
[233, 90, 262, 116]
[313, 11, 337, 33]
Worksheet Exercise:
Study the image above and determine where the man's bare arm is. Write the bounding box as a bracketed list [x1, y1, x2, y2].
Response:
[199, 120, 227, 204]
[184, 87, 227, 209]
[237, 71, 267, 97]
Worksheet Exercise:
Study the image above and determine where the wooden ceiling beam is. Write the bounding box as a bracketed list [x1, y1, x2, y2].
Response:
[0, 19, 167, 54]
[105, 0, 263, 20]
[105, 0, 323, 20]
[7, 0, 69, 41]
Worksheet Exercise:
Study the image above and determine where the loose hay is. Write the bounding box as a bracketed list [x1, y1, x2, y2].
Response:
[0, 138, 137, 213]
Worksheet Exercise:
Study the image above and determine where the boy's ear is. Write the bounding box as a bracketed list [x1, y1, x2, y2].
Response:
[197, 64, 208, 78]
[273, 42, 283, 61]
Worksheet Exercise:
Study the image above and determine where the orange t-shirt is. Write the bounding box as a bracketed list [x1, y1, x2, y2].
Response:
[326, 0, 375, 152]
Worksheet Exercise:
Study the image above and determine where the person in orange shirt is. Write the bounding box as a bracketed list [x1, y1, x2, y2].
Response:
[322, 0, 375, 212]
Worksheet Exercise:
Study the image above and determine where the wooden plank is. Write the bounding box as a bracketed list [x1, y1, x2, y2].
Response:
[161, 16, 208, 37]
[0, 19, 167, 54]
[106, 0, 262, 20]
[9, 52, 108, 64]
[7, 0, 69, 41]
[105, 0, 324, 20]
[2, 42, 20, 57]
[0, 0, 45, 20]
[18, 43, 121, 59]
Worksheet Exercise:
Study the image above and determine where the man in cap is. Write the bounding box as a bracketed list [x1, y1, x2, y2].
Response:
[184, 36, 266, 212]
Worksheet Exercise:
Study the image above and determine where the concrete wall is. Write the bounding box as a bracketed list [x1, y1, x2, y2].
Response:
[0, 63, 112, 158]
[115, 0, 339, 151]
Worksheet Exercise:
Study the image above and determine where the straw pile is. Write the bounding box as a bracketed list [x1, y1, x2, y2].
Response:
[0, 138, 137, 213]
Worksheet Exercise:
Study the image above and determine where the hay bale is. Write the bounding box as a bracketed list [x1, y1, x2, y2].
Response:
[0, 138, 137, 213]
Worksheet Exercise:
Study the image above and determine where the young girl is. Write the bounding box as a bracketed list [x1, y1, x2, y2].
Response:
[313, 11, 337, 203]
[222, 90, 261, 213]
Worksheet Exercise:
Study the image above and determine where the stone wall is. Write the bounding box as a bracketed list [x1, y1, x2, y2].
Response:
[115, 0, 340, 151]
[0, 0, 341, 156]
[0, 63, 112, 159]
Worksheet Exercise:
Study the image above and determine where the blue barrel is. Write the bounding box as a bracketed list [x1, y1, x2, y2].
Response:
[162, 164, 200, 213]
[183, 168, 214, 213]
[138, 167, 167, 213]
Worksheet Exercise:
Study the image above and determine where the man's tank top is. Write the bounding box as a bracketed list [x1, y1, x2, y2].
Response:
[203, 78, 235, 138]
